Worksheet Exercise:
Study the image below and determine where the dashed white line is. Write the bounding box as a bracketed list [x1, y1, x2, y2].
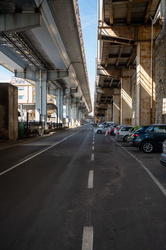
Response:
[92, 146, 94, 150]
[82, 226, 93, 250]
[88, 170, 94, 189]
[91, 154, 94, 161]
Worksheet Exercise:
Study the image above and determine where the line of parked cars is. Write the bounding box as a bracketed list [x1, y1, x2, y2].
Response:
[94, 122, 166, 166]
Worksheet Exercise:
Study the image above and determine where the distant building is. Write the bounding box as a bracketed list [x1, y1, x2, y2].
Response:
[11, 77, 57, 123]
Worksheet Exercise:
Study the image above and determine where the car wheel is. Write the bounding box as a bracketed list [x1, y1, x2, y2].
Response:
[141, 141, 154, 153]
[123, 135, 128, 142]
[97, 130, 102, 134]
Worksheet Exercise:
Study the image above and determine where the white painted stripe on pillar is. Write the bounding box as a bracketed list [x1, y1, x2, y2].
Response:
[88, 170, 94, 189]
[82, 226, 93, 250]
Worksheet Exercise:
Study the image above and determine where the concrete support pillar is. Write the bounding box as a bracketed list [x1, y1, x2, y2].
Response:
[35, 71, 47, 123]
[79, 109, 84, 125]
[106, 104, 113, 121]
[131, 72, 137, 126]
[65, 96, 71, 127]
[78, 109, 82, 125]
[75, 105, 79, 126]
[113, 95, 120, 124]
[0, 83, 18, 140]
[71, 103, 77, 127]
[56, 88, 63, 124]
[71, 103, 74, 127]
[135, 41, 152, 125]
[121, 73, 132, 125]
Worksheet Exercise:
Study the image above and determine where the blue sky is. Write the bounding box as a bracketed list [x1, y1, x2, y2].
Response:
[0, 65, 14, 82]
[0, 0, 97, 101]
[78, 0, 97, 100]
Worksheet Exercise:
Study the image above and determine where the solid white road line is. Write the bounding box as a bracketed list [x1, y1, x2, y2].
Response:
[91, 154, 94, 161]
[88, 170, 94, 189]
[111, 137, 166, 197]
[82, 226, 93, 250]
[0, 130, 81, 176]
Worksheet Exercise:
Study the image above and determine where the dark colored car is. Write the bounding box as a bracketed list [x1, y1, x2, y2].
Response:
[129, 125, 150, 142]
[130, 124, 166, 153]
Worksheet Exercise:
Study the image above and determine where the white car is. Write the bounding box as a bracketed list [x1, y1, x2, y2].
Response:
[98, 121, 114, 128]
[116, 126, 132, 141]
[113, 125, 124, 136]
[94, 124, 112, 134]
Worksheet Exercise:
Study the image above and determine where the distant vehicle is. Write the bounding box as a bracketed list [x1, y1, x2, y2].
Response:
[94, 124, 112, 134]
[160, 139, 166, 167]
[105, 124, 118, 135]
[98, 121, 114, 128]
[116, 126, 132, 141]
[131, 124, 166, 153]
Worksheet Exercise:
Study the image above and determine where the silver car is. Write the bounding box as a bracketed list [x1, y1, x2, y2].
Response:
[94, 124, 112, 134]
[116, 126, 132, 141]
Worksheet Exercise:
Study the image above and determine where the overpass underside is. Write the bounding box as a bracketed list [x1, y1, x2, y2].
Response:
[0, 0, 92, 130]
[95, 0, 164, 126]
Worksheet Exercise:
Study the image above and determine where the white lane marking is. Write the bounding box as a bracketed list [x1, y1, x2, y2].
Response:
[111, 137, 166, 197]
[91, 154, 94, 161]
[92, 146, 94, 151]
[92, 141, 94, 145]
[88, 170, 94, 189]
[82, 226, 93, 250]
[0, 130, 81, 176]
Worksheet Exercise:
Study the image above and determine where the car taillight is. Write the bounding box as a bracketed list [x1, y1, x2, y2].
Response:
[117, 132, 120, 135]
[134, 133, 139, 137]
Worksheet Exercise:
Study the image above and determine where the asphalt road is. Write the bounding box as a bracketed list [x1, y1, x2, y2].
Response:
[0, 125, 166, 250]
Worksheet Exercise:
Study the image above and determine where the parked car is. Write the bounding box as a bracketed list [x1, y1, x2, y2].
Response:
[94, 124, 112, 134]
[127, 126, 141, 142]
[160, 139, 166, 167]
[116, 126, 132, 141]
[98, 121, 114, 128]
[130, 124, 166, 153]
[105, 124, 118, 135]
[130, 125, 150, 143]
[114, 125, 124, 136]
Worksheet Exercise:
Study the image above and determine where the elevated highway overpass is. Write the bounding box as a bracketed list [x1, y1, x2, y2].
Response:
[95, 0, 162, 125]
[0, 0, 92, 126]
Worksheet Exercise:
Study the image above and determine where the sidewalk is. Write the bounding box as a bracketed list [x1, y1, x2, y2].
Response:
[0, 127, 69, 150]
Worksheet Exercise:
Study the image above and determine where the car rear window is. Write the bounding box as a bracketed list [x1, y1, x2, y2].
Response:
[153, 126, 166, 133]
[121, 127, 131, 131]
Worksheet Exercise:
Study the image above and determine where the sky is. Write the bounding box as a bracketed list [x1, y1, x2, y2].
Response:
[0, 65, 14, 82]
[78, 0, 97, 101]
[0, 0, 97, 103]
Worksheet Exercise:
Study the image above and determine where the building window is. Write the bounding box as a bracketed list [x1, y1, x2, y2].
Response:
[18, 95, 25, 99]
[18, 87, 24, 91]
